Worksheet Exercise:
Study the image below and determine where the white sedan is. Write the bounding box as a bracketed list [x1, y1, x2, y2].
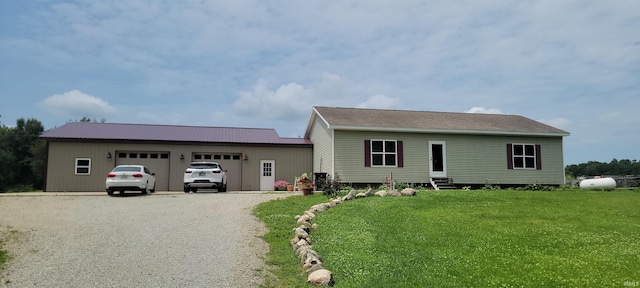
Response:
[106, 165, 156, 196]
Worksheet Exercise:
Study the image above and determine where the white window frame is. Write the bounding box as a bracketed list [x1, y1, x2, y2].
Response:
[370, 139, 398, 167]
[75, 158, 92, 175]
[512, 143, 536, 169]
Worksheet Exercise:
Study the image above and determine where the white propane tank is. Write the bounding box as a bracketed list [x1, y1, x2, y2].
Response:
[579, 177, 617, 190]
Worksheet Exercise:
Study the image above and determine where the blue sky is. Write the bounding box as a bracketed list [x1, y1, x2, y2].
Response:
[1, 1, 638, 165]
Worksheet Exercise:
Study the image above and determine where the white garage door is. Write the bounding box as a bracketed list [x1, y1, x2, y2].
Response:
[115, 151, 170, 191]
[192, 153, 242, 191]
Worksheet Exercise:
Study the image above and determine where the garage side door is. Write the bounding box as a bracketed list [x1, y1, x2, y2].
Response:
[116, 151, 170, 191]
[193, 153, 242, 191]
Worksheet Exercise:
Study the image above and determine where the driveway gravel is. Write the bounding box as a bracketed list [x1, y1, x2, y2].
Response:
[0, 192, 292, 287]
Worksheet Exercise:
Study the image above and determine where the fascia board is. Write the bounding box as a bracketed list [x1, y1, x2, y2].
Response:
[304, 107, 332, 138]
[331, 125, 570, 137]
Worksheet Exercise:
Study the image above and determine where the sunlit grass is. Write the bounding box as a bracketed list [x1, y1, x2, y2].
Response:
[255, 189, 640, 287]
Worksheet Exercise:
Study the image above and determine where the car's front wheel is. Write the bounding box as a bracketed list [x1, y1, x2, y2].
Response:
[184, 185, 190, 193]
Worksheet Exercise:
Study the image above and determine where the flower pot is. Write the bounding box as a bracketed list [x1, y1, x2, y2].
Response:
[276, 186, 286, 191]
[287, 184, 294, 191]
[302, 187, 313, 196]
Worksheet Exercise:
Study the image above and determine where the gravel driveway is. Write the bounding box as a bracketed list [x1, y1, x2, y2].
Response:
[0, 192, 290, 287]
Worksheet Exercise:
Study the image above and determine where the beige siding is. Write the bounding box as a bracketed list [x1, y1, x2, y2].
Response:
[46, 142, 119, 192]
[45, 142, 312, 192]
[238, 146, 313, 191]
[333, 130, 565, 185]
[308, 117, 333, 177]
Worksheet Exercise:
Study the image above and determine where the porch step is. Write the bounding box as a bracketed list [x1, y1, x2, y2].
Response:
[430, 177, 457, 190]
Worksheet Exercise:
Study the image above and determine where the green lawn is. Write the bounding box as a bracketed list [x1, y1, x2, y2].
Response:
[254, 189, 640, 287]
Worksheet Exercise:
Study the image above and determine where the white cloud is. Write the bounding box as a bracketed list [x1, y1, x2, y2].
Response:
[232, 79, 314, 121]
[40, 90, 116, 118]
[356, 95, 400, 109]
[464, 107, 504, 114]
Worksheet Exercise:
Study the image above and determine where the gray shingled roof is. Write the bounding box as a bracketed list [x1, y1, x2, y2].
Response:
[40, 122, 311, 145]
[311, 106, 569, 136]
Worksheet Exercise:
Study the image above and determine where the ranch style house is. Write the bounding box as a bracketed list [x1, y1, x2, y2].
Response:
[39, 106, 569, 191]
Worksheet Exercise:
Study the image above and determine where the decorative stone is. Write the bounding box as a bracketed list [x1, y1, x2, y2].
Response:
[364, 188, 374, 196]
[342, 190, 356, 201]
[296, 245, 313, 257]
[300, 249, 322, 263]
[303, 257, 323, 273]
[388, 189, 401, 197]
[304, 262, 324, 274]
[310, 203, 330, 213]
[356, 192, 367, 198]
[400, 188, 417, 196]
[374, 190, 388, 197]
[295, 227, 309, 239]
[307, 269, 335, 286]
[304, 210, 316, 220]
[293, 239, 311, 253]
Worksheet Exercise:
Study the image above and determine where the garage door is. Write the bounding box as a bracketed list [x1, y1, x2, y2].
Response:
[115, 151, 170, 191]
[192, 153, 242, 191]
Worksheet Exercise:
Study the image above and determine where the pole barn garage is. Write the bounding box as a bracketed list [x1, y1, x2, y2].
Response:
[40, 122, 312, 192]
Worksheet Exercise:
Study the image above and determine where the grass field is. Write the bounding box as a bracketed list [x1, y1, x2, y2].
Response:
[254, 189, 640, 287]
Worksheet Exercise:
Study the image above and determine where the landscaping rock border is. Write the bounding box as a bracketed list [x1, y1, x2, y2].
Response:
[291, 187, 418, 286]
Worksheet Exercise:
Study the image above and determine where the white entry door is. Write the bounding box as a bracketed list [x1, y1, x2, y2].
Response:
[429, 141, 447, 178]
[259, 160, 275, 191]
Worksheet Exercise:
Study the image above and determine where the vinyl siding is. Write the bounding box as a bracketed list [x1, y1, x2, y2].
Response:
[443, 134, 565, 185]
[334, 130, 429, 184]
[332, 130, 565, 185]
[308, 116, 333, 177]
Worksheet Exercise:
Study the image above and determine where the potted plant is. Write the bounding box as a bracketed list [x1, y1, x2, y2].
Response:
[273, 180, 289, 191]
[298, 173, 314, 196]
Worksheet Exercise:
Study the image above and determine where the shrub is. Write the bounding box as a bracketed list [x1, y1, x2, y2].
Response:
[517, 183, 556, 191]
[394, 182, 410, 190]
[323, 174, 344, 199]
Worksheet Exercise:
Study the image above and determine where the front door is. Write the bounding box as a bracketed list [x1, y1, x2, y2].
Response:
[429, 141, 447, 178]
[259, 160, 275, 191]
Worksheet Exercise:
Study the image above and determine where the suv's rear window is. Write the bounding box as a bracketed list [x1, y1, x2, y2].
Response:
[189, 163, 219, 169]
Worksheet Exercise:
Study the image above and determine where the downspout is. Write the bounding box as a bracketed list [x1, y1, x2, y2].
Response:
[331, 129, 335, 179]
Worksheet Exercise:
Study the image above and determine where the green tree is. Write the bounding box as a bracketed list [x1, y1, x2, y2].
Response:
[0, 118, 44, 192]
[566, 159, 640, 177]
[0, 125, 16, 192]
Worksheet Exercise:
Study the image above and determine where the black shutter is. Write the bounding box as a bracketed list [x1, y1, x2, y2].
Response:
[535, 144, 542, 170]
[364, 140, 371, 167]
[397, 141, 404, 168]
[507, 143, 513, 169]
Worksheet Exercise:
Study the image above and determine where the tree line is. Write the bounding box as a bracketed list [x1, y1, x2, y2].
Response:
[0, 116, 46, 192]
[565, 159, 640, 179]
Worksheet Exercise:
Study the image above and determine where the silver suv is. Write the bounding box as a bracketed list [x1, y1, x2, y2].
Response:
[183, 162, 228, 193]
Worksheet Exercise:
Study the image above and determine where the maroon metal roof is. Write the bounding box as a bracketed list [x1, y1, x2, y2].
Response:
[40, 122, 311, 145]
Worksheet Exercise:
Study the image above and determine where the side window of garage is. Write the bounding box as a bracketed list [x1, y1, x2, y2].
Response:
[75, 158, 91, 175]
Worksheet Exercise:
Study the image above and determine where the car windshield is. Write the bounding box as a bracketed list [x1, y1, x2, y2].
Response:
[189, 163, 219, 169]
[113, 166, 142, 172]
